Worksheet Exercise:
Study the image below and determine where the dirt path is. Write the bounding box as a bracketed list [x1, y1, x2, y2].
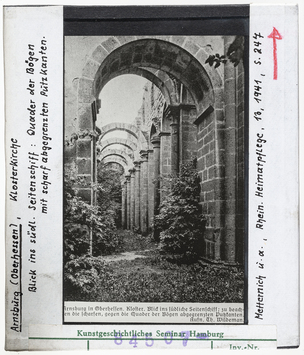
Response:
[100, 250, 152, 263]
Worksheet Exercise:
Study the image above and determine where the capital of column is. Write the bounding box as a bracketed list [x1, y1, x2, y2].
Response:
[164, 104, 180, 121]
[129, 168, 135, 177]
[139, 150, 148, 161]
[133, 161, 141, 170]
[125, 174, 131, 182]
[159, 131, 171, 137]
[122, 180, 127, 186]
[151, 136, 161, 149]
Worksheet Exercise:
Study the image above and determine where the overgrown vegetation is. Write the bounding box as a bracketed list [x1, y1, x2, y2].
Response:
[154, 161, 206, 261]
[64, 160, 244, 303]
[63, 164, 123, 297]
[64, 252, 244, 303]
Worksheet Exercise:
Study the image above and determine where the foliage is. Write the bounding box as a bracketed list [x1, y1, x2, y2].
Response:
[117, 229, 157, 253]
[97, 163, 122, 227]
[64, 255, 106, 297]
[205, 36, 244, 68]
[64, 165, 123, 263]
[64, 253, 244, 303]
[154, 161, 206, 261]
[205, 53, 227, 68]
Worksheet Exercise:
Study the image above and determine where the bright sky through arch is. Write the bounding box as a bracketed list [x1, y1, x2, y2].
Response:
[97, 75, 149, 139]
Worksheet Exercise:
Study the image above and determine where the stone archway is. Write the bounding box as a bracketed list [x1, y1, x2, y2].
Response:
[98, 137, 138, 153]
[99, 149, 133, 168]
[70, 35, 245, 264]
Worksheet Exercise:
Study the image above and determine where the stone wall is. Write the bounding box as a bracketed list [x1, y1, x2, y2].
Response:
[64, 35, 245, 265]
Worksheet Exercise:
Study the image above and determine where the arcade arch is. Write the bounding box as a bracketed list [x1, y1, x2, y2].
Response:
[71, 35, 244, 264]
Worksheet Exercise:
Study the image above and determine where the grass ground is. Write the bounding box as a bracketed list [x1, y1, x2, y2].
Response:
[65, 230, 244, 303]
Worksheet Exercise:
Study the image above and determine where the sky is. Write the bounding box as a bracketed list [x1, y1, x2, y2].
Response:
[97, 74, 148, 139]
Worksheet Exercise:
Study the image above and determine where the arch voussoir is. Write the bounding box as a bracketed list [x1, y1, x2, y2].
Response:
[98, 137, 137, 153]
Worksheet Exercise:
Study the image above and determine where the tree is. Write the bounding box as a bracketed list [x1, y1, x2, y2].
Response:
[154, 161, 206, 261]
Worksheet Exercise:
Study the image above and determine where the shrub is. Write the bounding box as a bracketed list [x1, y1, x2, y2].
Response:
[64, 255, 106, 298]
[154, 161, 206, 260]
[64, 166, 123, 262]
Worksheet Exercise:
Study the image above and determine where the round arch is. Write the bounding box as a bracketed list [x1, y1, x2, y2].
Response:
[96, 67, 174, 105]
[98, 137, 137, 153]
[99, 122, 139, 141]
[91, 38, 215, 114]
[99, 149, 133, 167]
[101, 156, 130, 174]
[98, 122, 148, 150]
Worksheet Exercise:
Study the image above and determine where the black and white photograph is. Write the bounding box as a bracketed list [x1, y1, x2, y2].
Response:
[4, 4, 299, 350]
[63, 34, 246, 310]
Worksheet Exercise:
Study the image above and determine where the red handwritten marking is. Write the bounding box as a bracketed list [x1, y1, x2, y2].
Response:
[267, 27, 283, 80]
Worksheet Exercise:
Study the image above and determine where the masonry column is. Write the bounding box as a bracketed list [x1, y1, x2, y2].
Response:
[169, 106, 180, 176]
[151, 136, 161, 216]
[147, 149, 155, 229]
[139, 151, 148, 234]
[134, 161, 141, 231]
[121, 180, 127, 229]
[126, 174, 131, 230]
[223, 36, 237, 263]
[159, 131, 171, 200]
[129, 168, 135, 230]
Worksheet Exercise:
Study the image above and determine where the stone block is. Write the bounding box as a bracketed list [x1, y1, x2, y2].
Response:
[208, 166, 215, 180]
[215, 200, 226, 216]
[238, 100, 244, 115]
[76, 139, 91, 158]
[78, 78, 94, 104]
[218, 148, 226, 165]
[78, 104, 93, 130]
[224, 61, 236, 81]
[207, 121, 215, 134]
[237, 85, 244, 102]
[64, 145, 76, 163]
[170, 36, 186, 47]
[77, 158, 91, 175]
[215, 165, 225, 179]
[214, 178, 225, 200]
[203, 169, 207, 181]
[199, 144, 209, 158]
[203, 131, 214, 145]
[225, 131, 237, 153]
[101, 37, 120, 53]
[197, 127, 208, 142]
[201, 179, 214, 193]
[197, 157, 205, 173]
[215, 108, 225, 123]
[116, 36, 136, 45]
[209, 140, 215, 152]
[208, 201, 215, 214]
[238, 111, 244, 127]
[206, 190, 214, 202]
[205, 152, 214, 168]
[200, 201, 208, 215]
[224, 155, 237, 177]
[214, 88, 224, 109]
[120, 50, 133, 68]
[224, 104, 236, 128]
[82, 59, 100, 79]
[76, 188, 91, 203]
[92, 45, 109, 63]
[184, 39, 200, 56]
[110, 59, 120, 74]
[216, 129, 225, 150]
[237, 70, 244, 89]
